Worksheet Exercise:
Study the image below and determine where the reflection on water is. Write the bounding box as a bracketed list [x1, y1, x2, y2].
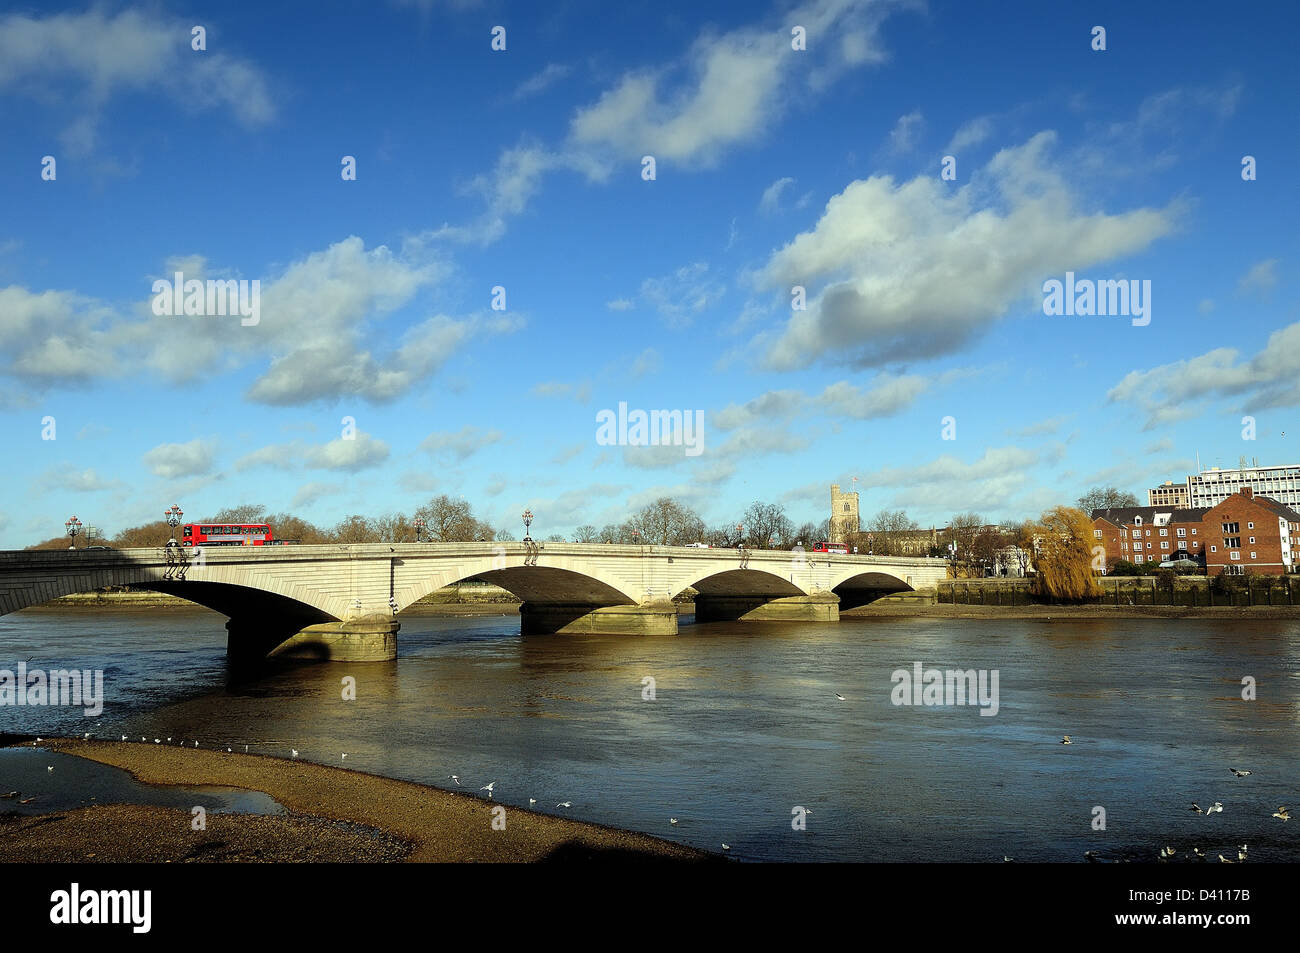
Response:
[3, 607, 1299, 861]
[0, 747, 284, 816]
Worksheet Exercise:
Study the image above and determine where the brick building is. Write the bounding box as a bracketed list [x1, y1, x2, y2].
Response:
[1091, 488, 1300, 575]
[1201, 487, 1300, 575]
[1091, 505, 1208, 568]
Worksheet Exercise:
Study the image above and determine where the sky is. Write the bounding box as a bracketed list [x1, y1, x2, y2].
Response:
[1, 0, 1297, 547]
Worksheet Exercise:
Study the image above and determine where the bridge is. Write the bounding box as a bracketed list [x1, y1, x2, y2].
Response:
[0, 542, 947, 662]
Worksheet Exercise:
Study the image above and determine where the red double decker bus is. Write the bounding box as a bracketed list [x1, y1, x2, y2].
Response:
[183, 523, 275, 546]
[811, 541, 848, 554]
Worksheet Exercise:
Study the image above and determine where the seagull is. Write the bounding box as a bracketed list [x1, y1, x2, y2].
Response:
[1206, 801, 1224, 815]
[121, 735, 127, 741]
[244, 745, 248, 753]
[193, 741, 198, 747]
[227, 747, 232, 752]
[166, 737, 171, 742]
[1084, 850, 1100, 862]
[722, 844, 731, 852]
[1218, 854, 1234, 864]
[669, 818, 679, 825]
[341, 753, 347, 761]
[1193, 847, 1206, 859]
[1273, 806, 1290, 821]
[18, 797, 35, 805]
[1230, 768, 1252, 778]
[528, 798, 536, 805]
[834, 693, 846, 701]
[46, 766, 53, 773]
[1061, 735, 1073, 745]
[154, 739, 159, 744]
[1190, 803, 1204, 814]
[450, 775, 461, 785]
[291, 750, 298, 758]
[480, 782, 496, 797]
[556, 801, 572, 808]
[83, 733, 90, 739]
[1160, 846, 1176, 858]
[1238, 845, 1249, 861]
[1, 792, 17, 799]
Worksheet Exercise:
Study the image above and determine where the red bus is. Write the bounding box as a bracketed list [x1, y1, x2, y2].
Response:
[811, 541, 848, 554]
[183, 523, 275, 546]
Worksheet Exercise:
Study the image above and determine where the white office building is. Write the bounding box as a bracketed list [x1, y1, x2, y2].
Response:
[1186, 464, 1300, 509]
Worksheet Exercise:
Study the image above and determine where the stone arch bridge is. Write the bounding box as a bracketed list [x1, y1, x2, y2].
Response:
[0, 542, 946, 662]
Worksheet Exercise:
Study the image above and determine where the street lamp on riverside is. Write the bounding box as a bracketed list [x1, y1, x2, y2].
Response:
[413, 516, 426, 542]
[522, 509, 534, 541]
[65, 516, 82, 549]
[165, 504, 183, 545]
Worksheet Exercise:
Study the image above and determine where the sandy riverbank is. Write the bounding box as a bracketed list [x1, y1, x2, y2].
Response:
[0, 738, 716, 863]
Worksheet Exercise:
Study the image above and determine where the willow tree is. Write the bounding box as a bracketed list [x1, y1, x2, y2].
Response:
[1030, 506, 1103, 601]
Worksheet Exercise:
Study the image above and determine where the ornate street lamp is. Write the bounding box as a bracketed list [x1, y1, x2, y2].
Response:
[413, 516, 426, 543]
[65, 516, 82, 550]
[522, 508, 533, 541]
[165, 504, 183, 545]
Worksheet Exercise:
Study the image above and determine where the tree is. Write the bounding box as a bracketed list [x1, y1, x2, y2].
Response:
[415, 495, 477, 541]
[625, 497, 706, 545]
[971, 525, 1008, 573]
[573, 524, 599, 543]
[1077, 486, 1139, 513]
[944, 512, 985, 563]
[741, 501, 792, 549]
[110, 520, 173, 548]
[208, 504, 267, 523]
[1029, 506, 1103, 600]
[333, 514, 375, 544]
[263, 512, 329, 544]
[861, 509, 920, 555]
[371, 512, 411, 543]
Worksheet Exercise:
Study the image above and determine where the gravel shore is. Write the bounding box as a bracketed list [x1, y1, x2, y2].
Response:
[1, 739, 716, 863]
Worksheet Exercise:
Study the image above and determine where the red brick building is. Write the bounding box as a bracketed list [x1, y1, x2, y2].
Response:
[1091, 505, 1208, 568]
[1202, 487, 1300, 575]
[1091, 488, 1300, 575]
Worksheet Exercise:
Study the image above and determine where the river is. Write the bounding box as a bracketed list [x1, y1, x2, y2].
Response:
[3, 607, 1298, 862]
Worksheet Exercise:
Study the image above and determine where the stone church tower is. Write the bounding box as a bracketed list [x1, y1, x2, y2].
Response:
[829, 484, 860, 543]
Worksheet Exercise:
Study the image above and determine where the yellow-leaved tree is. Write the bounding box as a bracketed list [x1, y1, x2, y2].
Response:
[1030, 506, 1103, 601]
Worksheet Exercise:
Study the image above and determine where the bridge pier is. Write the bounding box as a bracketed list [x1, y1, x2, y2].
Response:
[692, 592, 840, 624]
[519, 601, 678, 636]
[228, 614, 399, 663]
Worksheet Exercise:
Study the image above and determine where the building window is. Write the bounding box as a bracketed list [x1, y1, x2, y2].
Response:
[1251, 552, 1257, 559]
[1159, 528, 1168, 536]
[1191, 529, 1197, 535]
[1094, 530, 1102, 539]
[1222, 522, 1240, 534]
[1177, 528, 1186, 537]
[1211, 545, 1217, 552]
[1248, 522, 1254, 529]
[1249, 536, 1256, 544]
[1231, 552, 1241, 560]
[1161, 542, 1169, 550]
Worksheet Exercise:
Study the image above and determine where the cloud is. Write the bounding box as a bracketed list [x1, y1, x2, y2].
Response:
[640, 262, 725, 327]
[886, 109, 923, 153]
[0, 8, 275, 155]
[143, 439, 216, 479]
[713, 371, 940, 431]
[568, 0, 900, 167]
[606, 298, 635, 312]
[760, 176, 796, 214]
[237, 433, 390, 473]
[532, 380, 592, 403]
[291, 482, 342, 507]
[420, 426, 503, 462]
[1237, 258, 1278, 297]
[1108, 320, 1300, 427]
[41, 467, 119, 493]
[630, 348, 661, 378]
[1011, 415, 1069, 438]
[514, 62, 571, 100]
[943, 115, 995, 154]
[758, 132, 1181, 370]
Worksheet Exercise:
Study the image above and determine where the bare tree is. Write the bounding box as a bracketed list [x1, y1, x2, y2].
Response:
[944, 512, 985, 563]
[415, 495, 477, 541]
[574, 524, 599, 543]
[741, 501, 792, 549]
[333, 515, 375, 543]
[625, 497, 706, 545]
[1077, 486, 1139, 513]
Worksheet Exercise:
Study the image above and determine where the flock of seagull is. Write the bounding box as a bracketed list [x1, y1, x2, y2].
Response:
[1037, 736, 1290, 863]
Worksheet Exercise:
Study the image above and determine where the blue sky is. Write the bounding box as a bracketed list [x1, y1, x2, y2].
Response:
[2, 0, 1297, 546]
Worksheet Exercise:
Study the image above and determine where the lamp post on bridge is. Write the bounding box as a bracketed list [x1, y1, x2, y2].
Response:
[413, 516, 426, 542]
[165, 504, 183, 546]
[65, 516, 82, 550]
[522, 509, 533, 542]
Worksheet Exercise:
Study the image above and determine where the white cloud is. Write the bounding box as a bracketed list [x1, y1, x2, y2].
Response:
[887, 109, 923, 153]
[758, 132, 1181, 370]
[630, 348, 661, 378]
[943, 115, 995, 154]
[0, 8, 274, 155]
[420, 426, 503, 462]
[1237, 258, 1278, 297]
[640, 261, 725, 326]
[606, 298, 635, 312]
[760, 176, 796, 214]
[237, 433, 390, 473]
[143, 439, 216, 479]
[514, 62, 572, 100]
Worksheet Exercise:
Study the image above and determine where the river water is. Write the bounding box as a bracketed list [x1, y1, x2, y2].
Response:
[2, 607, 1298, 862]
